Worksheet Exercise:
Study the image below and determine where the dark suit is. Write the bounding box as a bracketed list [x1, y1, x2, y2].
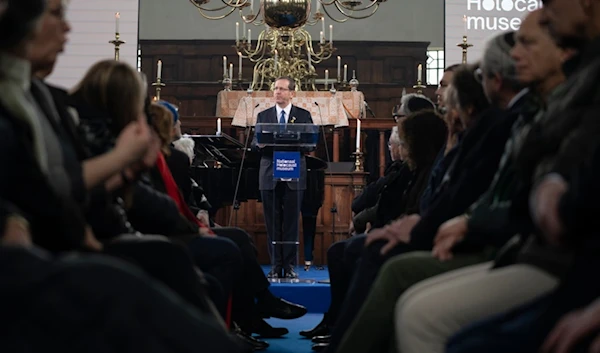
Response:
[252, 105, 314, 270]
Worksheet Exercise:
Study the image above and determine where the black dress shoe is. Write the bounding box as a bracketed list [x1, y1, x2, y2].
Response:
[312, 335, 331, 344]
[312, 342, 329, 352]
[284, 266, 298, 279]
[267, 267, 281, 279]
[233, 324, 269, 351]
[300, 315, 331, 338]
[257, 296, 307, 320]
[252, 318, 289, 338]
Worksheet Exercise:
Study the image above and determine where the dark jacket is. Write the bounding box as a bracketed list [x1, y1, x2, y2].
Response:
[0, 101, 86, 252]
[409, 105, 521, 250]
[251, 105, 314, 191]
[352, 160, 404, 214]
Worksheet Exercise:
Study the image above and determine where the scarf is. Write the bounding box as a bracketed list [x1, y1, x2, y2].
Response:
[155, 152, 214, 234]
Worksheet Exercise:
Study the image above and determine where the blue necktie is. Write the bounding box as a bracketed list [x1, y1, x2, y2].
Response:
[279, 110, 286, 125]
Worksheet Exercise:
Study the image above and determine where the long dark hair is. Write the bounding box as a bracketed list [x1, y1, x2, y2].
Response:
[0, 0, 45, 50]
[451, 64, 490, 128]
[400, 110, 448, 170]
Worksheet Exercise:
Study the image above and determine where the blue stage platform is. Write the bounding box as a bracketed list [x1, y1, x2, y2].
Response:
[262, 265, 330, 314]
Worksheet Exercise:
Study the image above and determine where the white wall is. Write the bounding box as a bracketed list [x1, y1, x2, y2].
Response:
[46, 0, 140, 89]
[139, 0, 444, 48]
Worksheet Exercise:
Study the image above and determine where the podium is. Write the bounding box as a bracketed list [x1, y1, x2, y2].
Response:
[255, 123, 319, 282]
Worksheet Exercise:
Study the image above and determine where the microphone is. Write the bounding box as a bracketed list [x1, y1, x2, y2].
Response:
[314, 101, 333, 179]
[364, 101, 376, 118]
[229, 99, 260, 227]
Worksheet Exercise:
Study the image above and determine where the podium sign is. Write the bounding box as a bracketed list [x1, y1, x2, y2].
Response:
[273, 151, 301, 180]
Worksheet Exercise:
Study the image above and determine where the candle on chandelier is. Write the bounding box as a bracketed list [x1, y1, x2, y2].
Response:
[236, 22, 240, 43]
[248, 29, 252, 45]
[238, 52, 242, 78]
[115, 12, 120, 34]
[251, 0, 254, 13]
[337, 56, 341, 81]
[316, 0, 321, 13]
[319, 31, 324, 45]
[321, 17, 325, 38]
[243, 21, 247, 38]
[344, 64, 348, 82]
[217, 118, 222, 135]
[325, 69, 329, 89]
[223, 56, 227, 77]
[329, 25, 333, 44]
[356, 118, 361, 150]
[417, 63, 422, 82]
[229, 63, 233, 80]
[157, 60, 162, 80]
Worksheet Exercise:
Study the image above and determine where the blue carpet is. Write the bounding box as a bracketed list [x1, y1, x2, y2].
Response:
[263, 313, 323, 353]
[262, 265, 331, 313]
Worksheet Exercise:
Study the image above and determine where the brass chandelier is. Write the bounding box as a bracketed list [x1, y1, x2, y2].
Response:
[189, 0, 385, 91]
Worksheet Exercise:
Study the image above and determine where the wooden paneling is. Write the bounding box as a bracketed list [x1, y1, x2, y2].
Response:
[140, 40, 438, 120]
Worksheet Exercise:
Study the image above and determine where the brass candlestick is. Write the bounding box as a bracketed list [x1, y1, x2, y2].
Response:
[413, 80, 426, 94]
[222, 76, 233, 91]
[109, 33, 126, 61]
[352, 149, 364, 172]
[457, 35, 473, 64]
[151, 78, 166, 101]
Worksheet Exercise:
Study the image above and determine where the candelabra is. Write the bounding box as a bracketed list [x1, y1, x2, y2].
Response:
[235, 25, 334, 91]
[413, 80, 426, 94]
[457, 35, 473, 64]
[152, 78, 166, 101]
[109, 32, 125, 61]
[348, 70, 359, 92]
[352, 149, 364, 172]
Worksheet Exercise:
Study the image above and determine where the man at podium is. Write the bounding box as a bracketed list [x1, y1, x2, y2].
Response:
[252, 76, 315, 279]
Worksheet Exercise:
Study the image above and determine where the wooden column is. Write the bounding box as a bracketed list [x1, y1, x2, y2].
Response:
[333, 130, 340, 162]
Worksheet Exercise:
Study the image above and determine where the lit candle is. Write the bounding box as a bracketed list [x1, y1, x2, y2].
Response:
[115, 12, 120, 33]
[417, 64, 422, 82]
[337, 56, 341, 81]
[248, 29, 252, 45]
[356, 118, 361, 150]
[217, 118, 222, 135]
[223, 56, 227, 77]
[463, 15, 467, 35]
[352, 69, 356, 79]
[321, 18, 325, 38]
[229, 63, 233, 80]
[157, 60, 162, 80]
[236, 22, 239, 43]
[343, 64, 348, 82]
[319, 31, 324, 45]
[238, 52, 243, 78]
[329, 24, 333, 44]
[325, 69, 329, 89]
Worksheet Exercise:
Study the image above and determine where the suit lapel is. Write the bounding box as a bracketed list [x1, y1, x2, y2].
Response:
[269, 106, 278, 123]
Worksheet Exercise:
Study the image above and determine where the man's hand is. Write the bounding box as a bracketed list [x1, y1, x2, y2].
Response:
[432, 215, 468, 261]
[541, 299, 600, 353]
[531, 175, 568, 247]
[364, 214, 421, 255]
[84, 226, 103, 251]
[1, 215, 32, 247]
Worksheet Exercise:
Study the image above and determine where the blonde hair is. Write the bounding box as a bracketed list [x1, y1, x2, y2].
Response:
[71, 59, 146, 134]
[150, 103, 174, 155]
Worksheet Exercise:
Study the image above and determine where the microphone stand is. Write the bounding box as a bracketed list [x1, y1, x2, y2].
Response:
[314, 102, 335, 270]
[228, 99, 258, 227]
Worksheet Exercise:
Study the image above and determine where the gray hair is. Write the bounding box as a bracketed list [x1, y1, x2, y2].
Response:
[481, 31, 522, 90]
[399, 93, 436, 116]
[389, 126, 401, 145]
[173, 136, 195, 164]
